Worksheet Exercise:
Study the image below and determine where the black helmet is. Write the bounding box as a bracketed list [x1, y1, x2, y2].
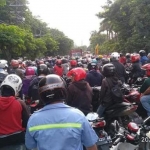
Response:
[102, 63, 116, 77]
[87, 62, 97, 71]
[139, 50, 146, 57]
[37, 64, 49, 76]
[38, 74, 67, 104]
[101, 58, 110, 65]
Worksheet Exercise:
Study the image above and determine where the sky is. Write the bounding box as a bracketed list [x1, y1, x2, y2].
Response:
[28, 0, 107, 46]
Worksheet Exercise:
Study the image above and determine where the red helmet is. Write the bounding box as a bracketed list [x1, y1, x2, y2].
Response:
[70, 60, 77, 67]
[141, 63, 150, 76]
[131, 54, 140, 63]
[67, 67, 86, 81]
[25, 67, 35, 76]
[10, 59, 19, 68]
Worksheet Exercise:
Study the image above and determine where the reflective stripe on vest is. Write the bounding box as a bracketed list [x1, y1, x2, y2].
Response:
[29, 123, 82, 132]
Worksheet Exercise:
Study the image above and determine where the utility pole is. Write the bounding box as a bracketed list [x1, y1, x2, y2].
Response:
[9, 0, 25, 24]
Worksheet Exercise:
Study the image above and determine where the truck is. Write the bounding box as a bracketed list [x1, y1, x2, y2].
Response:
[70, 49, 83, 58]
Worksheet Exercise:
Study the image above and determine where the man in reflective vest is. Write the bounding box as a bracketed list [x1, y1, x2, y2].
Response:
[25, 74, 98, 150]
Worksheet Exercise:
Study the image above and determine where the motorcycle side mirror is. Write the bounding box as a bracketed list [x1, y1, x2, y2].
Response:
[143, 116, 150, 125]
[86, 112, 99, 121]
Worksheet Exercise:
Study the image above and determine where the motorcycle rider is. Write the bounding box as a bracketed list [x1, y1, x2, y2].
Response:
[8, 59, 24, 80]
[53, 59, 64, 77]
[147, 53, 150, 63]
[97, 63, 122, 117]
[69, 59, 77, 70]
[86, 62, 103, 87]
[67, 67, 93, 115]
[130, 53, 143, 83]
[28, 64, 49, 104]
[0, 74, 29, 148]
[110, 52, 126, 83]
[139, 50, 148, 65]
[22, 67, 36, 99]
[140, 64, 150, 116]
[119, 53, 126, 65]
[25, 74, 98, 150]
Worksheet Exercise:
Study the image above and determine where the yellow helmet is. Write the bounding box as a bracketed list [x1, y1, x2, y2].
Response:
[98, 55, 103, 59]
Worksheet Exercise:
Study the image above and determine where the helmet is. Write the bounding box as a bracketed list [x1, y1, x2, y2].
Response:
[37, 64, 49, 76]
[98, 55, 103, 59]
[67, 67, 86, 81]
[126, 53, 131, 59]
[91, 59, 97, 64]
[110, 52, 120, 61]
[77, 61, 83, 67]
[10, 59, 19, 68]
[87, 62, 97, 71]
[1, 74, 22, 96]
[25, 67, 35, 76]
[102, 63, 116, 77]
[131, 53, 140, 63]
[0, 60, 8, 69]
[141, 63, 150, 76]
[70, 60, 77, 67]
[101, 58, 110, 65]
[38, 74, 67, 104]
[56, 59, 62, 66]
[139, 50, 146, 57]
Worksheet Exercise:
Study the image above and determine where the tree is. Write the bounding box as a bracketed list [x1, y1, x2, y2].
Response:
[49, 29, 74, 55]
[96, 0, 150, 53]
[0, 24, 26, 61]
[0, 0, 6, 6]
[89, 31, 107, 53]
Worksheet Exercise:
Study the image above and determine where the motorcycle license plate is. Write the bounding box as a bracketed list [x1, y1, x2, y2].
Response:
[99, 136, 111, 141]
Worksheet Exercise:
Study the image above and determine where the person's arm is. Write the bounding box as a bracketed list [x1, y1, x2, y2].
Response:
[87, 144, 97, 150]
[142, 86, 150, 96]
[18, 99, 30, 128]
[25, 121, 37, 149]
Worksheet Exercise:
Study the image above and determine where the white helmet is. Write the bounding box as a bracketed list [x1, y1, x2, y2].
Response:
[0, 60, 8, 69]
[1, 74, 22, 96]
[110, 52, 120, 60]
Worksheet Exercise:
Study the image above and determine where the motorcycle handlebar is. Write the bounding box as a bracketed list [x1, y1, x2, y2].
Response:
[113, 137, 122, 145]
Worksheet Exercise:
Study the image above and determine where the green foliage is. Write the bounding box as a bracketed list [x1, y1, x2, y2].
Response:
[94, 0, 150, 54]
[0, 24, 28, 61]
[0, 0, 74, 59]
[89, 30, 107, 53]
[0, 0, 6, 6]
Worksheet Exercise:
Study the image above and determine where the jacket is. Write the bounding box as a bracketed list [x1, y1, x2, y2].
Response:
[85, 70, 103, 87]
[67, 80, 93, 115]
[28, 76, 44, 101]
[0, 96, 29, 147]
[100, 76, 120, 107]
[25, 103, 98, 150]
[111, 61, 126, 80]
[22, 75, 36, 96]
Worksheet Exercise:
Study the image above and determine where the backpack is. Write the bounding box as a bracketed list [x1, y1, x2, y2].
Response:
[106, 79, 123, 103]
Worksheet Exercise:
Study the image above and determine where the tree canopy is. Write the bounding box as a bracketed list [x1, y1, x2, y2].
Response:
[90, 0, 150, 54]
[0, 0, 74, 60]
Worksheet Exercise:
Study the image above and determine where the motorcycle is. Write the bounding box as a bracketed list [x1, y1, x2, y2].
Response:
[86, 112, 112, 150]
[109, 120, 139, 150]
[138, 116, 150, 150]
[121, 83, 147, 120]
